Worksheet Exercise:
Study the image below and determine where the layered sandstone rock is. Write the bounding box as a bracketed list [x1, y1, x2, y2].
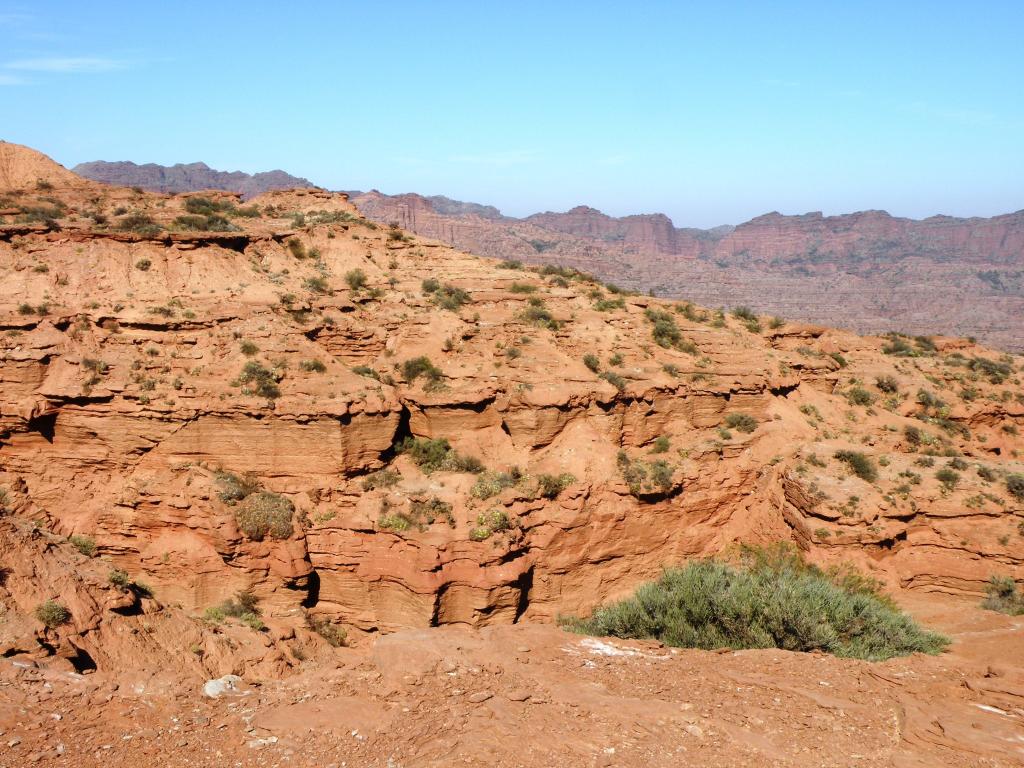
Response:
[0, 143, 1022, 678]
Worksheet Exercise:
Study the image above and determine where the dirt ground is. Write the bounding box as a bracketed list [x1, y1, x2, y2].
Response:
[0, 593, 1022, 768]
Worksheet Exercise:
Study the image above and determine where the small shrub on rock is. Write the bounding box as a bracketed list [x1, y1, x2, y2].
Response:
[397, 437, 483, 474]
[35, 600, 70, 628]
[834, 450, 878, 482]
[69, 534, 97, 557]
[982, 576, 1024, 615]
[536, 473, 574, 499]
[724, 413, 758, 433]
[235, 492, 294, 540]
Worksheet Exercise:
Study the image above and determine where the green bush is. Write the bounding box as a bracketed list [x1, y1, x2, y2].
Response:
[834, 450, 878, 482]
[846, 386, 876, 407]
[309, 616, 348, 647]
[109, 568, 131, 590]
[235, 492, 294, 540]
[644, 309, 682, 348]
[471, 470, 519, 499]
[421, 277, 440, 293]
[875, 375, 899, 393]
[397, 437, 483, 474]
[594, 296, 626, 311]
[238, 360, 281, 399]
[135, 257, 152, 271]
[380, 496, 454, 531]
[470, 509, 512, 541]
[935, 468, 960, 491]
[239, 341, 259, 356]
[35, 600, 70, 628]
[724, 413, 757, 433]
[362, 468, 400, 491]
[299, 359, 326, 373]
[69, 535, 97, 557]
[304, 276, 330, 294]
[599, 370, 626, 391]
[982, 575, 1024, 615]
[520, 299, 560, 330]
[205, 591, 264, 630]
[433, 284, 471, 311]
[731, 306, 757, 321]
[617, 451, 675, 498]
[1007, 474, 1024, 500]
[402, 356, 444, 390]
[650, 436, 670, 454]
[536, 473, 574, 499]
[116, 212, 162, 236]
[215, 469, 260, 502]
[345, 268, 367, 290]
[563, 547, 948, 660]
[509, 282, 537, 293]
[582, 353, 600, 373]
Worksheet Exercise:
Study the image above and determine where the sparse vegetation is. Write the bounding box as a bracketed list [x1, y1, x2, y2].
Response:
[617, 451, 675, 498]
[397, 437, 483, 474]
[402, 356, 444, 390]
[599, 370, 626, 391]
[872, 376, 897, 393]
[582, 353, 600, 373]
[935, 468, 960, 491]
[536, 473, 574, 499]
[470, 509, 512, 541]
[309, 616, 348, 646]
[834, 450, 878, 482]
[35, 600, 70, 628]
[135, 258, 152, 271]
[724, 413, 758, 433]
[299, 359, 327, 373]
[981, 575, 1024, 615]
[345, 269, 368, 291]
[237, 360, 281, 399]
[362, 468, 401, 491]
[471, 470, 520, 499]
[563, 545, 948, 660]
[235, 491, 294, 540]
[69, 535, 97, 557]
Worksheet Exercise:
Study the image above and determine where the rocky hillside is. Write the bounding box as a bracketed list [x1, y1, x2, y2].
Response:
[71, 156, 1024, 350]
[1, 142, 1024, 765]
[73, 159, 316, 199]
[352, 191, 1024, 352]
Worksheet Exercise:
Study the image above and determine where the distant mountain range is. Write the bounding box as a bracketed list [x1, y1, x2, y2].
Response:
[72, 160, 315, 199]
[74, 159, 1024, 350]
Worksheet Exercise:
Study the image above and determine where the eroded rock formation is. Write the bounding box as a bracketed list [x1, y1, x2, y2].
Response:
[1, 143, 1022, 681]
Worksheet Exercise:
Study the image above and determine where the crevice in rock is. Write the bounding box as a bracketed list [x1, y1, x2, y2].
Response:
[513, 566, 533, 623]
[300, 570, 321, 609]
[876, 530, 908, 551]
[770, 382, 800, 397]
[27, 411, 57, 443]
[67, 645, 97, 674]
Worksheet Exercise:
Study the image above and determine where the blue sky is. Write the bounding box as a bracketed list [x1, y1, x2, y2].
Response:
[2, 1, 1022, 227]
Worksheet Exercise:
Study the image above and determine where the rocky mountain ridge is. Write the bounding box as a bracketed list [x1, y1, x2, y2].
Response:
[73, 156, 1024, 350]
[73, 159, 316, 199]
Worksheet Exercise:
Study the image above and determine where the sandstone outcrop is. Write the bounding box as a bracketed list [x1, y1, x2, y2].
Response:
[0, 142, 1021, 680]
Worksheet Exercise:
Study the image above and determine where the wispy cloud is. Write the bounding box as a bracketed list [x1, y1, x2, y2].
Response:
[904, 100, 997, 127]
[447, 149, 539, 167]
[0, 73, 25, 85]
[5, 56, 127, 73]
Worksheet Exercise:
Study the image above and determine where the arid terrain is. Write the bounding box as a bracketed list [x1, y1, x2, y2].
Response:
[73, 160, 1024, 351]
[2, 140, 1024, 766]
